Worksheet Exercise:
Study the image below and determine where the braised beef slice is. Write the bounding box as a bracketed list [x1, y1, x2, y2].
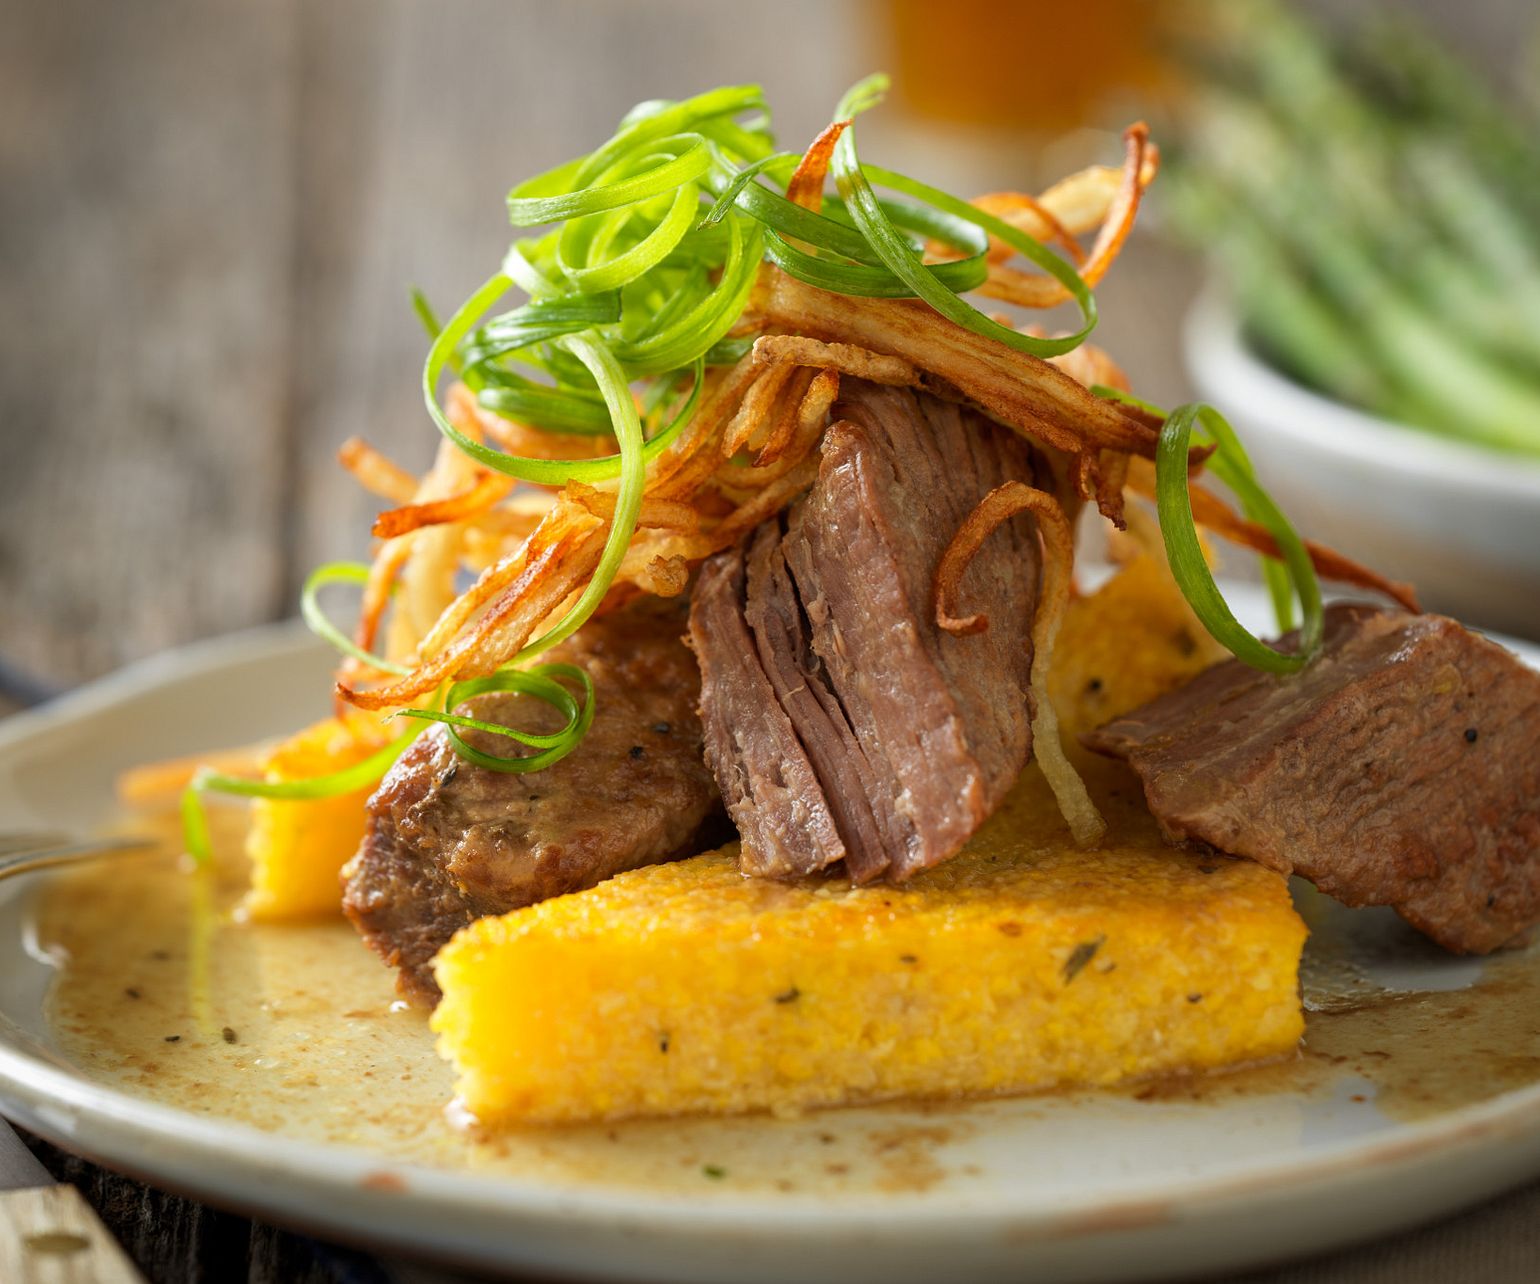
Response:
[691, 539, 847, 879]
[689, 380, 1043, 883]
[342, 600, 720, 1002]
[1084, 603, 1540, 953]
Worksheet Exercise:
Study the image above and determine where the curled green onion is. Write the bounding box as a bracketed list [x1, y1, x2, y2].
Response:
[301, 562, 410, 676]
[1116, 394, 1324, 673]
[508, 136, 713, 228]
[829, 75, 1098, 358]
[1093, 384, 1307, 638]
[399, 662, 595, 774]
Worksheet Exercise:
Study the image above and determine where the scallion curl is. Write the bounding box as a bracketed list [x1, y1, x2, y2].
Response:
[301, 562, 410, 675]
[399, 662, 595, 774]
[827, 75, 1098, 359]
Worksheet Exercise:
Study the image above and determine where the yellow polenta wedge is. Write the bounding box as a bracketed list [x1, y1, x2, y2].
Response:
[243, 716, 386, 921]
[1051, 552, 1229, 742]
[432, 768, 1306, 1124]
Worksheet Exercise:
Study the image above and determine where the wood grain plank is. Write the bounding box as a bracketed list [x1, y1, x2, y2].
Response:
[0, 0, 300, 688]
[282, 0, 868, 598]
[0, 1185, 145, 1283]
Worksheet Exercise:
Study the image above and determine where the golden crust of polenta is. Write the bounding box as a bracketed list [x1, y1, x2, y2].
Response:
[432, 765, 1306, 1124]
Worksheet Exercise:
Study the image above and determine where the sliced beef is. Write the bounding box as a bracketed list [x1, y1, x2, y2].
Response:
[342, 600, 719, 1002]
[1084, 603, 1540, 953]
[689, 380, 1045, 883]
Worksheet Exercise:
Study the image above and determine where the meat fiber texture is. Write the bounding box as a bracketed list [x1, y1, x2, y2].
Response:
[342, 600, 720, 1002]
[690, 380, 1046, 883]
[1086, 603, 1540, 953]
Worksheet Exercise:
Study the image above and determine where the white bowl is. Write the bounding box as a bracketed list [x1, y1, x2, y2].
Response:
[1183, 290, 1540, 639]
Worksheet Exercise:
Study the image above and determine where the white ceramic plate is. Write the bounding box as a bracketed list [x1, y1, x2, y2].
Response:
[1, 588, 1538, 1284]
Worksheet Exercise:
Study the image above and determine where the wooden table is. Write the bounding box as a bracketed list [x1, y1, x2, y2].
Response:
[4, 1, 1538, 1279]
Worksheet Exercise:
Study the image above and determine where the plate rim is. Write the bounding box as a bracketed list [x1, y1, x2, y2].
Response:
[2, 602, 1539, 1269]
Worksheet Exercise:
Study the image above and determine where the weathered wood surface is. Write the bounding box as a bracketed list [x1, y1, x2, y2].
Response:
[0, 0, 1192, 695]
[3, 1, 1538, 1281]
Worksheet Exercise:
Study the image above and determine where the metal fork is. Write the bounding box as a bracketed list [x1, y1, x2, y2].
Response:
[0, 831, 161, 882]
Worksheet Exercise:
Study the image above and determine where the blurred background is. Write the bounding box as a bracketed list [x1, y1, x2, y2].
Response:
[3, 0, 1539, 715]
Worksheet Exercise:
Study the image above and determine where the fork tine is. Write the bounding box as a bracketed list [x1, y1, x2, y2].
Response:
[0, 831, 72, 857]
[0, 835, 162, 882]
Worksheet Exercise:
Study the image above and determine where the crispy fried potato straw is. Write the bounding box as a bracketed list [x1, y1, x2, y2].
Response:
[1011, 146, 1160, 240]
[566, 480, 700, 531]
[935, 481, 1105, 846]
[643, 355, 768, 502]
[751, 333, 921, 387]
[979, 125, 1154, 309]
[930, 135, 1158, 274]
[352, 536, 414, 664]
[619, 549, 691, 597]
[787, 120, 848, 212]
[371, 470, 514, 539]
[1123, 459, 1421, 612]
[753, 365, 817, 465]
[723, 361, 797, 457]
[1049, 341, 1132, 395]
[762, 271, 1156, 460]
[383, 432, 483, 663]
[340, 508, 606, 710]
[716, 366, 839, 495]
[968, 191, 1085, 265]
[338, 437, 418, 504]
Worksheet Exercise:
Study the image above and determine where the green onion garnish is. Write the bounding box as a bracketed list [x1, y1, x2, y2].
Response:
[180, 725, 423, 863]
[829, 75, 1097, 358]
[1094, 386, 1323, 673]
[300, 561, 410, 676]
[399, 662, 595, 774]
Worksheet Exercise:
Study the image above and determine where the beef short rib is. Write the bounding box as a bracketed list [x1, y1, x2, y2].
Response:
[689, 380, 1045, 883]
[1084, 603, 1540, 953]
[342, 600, 719, 1002]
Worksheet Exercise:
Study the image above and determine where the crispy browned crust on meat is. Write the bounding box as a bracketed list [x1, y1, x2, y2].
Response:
[1085, 604, 1540, 953]
[342, 600, 720, 1002]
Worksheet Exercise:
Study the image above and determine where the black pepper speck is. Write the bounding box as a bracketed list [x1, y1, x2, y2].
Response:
[1464, 727, 1479, 744]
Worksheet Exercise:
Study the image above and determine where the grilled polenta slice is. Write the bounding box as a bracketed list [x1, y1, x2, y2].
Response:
[1052, 552, 1229, 741]
[243, 716, 386, 921]
[432, 768, 1306, 1124]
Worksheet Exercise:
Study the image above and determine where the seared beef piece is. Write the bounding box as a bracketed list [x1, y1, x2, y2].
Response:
[690, 532, 848, 878]
[1084, 603, 1540, 953]
[689, 380, 1044, 883]
[342, 601, 719, 1002]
